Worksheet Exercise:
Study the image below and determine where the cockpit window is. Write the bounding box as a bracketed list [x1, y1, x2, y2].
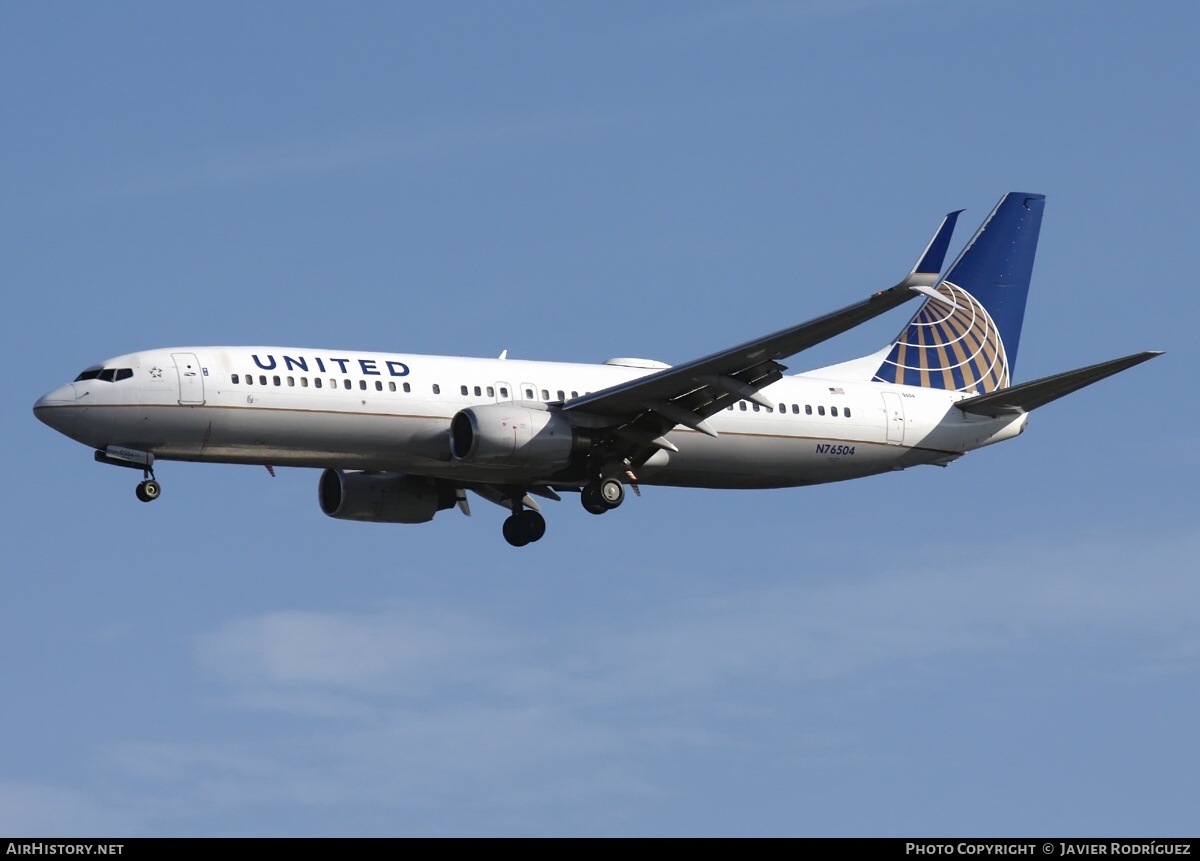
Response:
[74, 366, 134, 383]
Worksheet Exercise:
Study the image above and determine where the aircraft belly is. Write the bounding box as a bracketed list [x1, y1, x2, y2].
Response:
[109, 404, 449, 469]
[641, 431, 903, 489]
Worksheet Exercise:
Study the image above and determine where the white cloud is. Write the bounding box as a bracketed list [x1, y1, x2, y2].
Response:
[194, 529, 1200, 711]
[195, 607, 517, 692]
[0, 781, 137, 836]
[74, 527, 1200, 833]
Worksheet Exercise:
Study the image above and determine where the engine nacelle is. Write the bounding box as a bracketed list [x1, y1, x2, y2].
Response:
[450, 403, 586, 469]
[318, 469, 456, 523]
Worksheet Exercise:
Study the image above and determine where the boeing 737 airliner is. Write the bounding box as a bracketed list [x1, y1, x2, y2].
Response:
[34, 193, 1160, 545]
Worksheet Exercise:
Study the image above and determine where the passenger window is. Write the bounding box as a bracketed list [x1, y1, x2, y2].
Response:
[541, 389, 549, 400]
[359, 380, 366, 390]
[571, 391, 579, 399]
[388, 381, 396, 392]
[433, 384, 441, 395]
[805, 404, 812, 415]
[752, 403, 760, 412]
[831, 406, 838, 417]
[778, 404, 785, 413]
[727, 405, 734, 411]
[792, 404, 799, 414]
[232, 374, 240, 384]
[287, 376, 295, 387]
[403, 382, 411, 393]
[499, 386, 508, 397]
[342, 379, 350, 390]
[301, 377, 309, 388]
[524, 387, 534, 399]
[474, 386, 482, 397]
[739, 402, 747, 411]
[315, 378, 323, 388]
[273, 375, 281, 386]
[245, 375, 253, 386]
[259, 375, 267, 386]
[818, 406, 825, 416]
[375, 380, 383, 391]
[486, 386, 494, 397]
[845, 407, 851, 418]
[557, 390, 565, 401]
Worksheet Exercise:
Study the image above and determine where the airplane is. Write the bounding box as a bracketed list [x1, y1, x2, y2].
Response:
[33, 192, 1160, 546]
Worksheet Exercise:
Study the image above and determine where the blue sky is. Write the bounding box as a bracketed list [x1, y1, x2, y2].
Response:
[2, 0, 1196, 836]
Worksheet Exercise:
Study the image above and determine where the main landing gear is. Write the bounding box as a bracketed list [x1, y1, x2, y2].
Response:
[580, 476, 625, 515]
[502, 508, 546, 547]
[501, 464, 633, 546]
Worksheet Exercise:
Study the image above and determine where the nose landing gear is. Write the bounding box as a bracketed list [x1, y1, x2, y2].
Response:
[135, 469, 161, 503]
[94, 447, 162, 503]
[135, 479, 161, 502]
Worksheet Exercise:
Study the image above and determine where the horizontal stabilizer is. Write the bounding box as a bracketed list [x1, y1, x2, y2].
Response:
[956, 351, 1162, 417]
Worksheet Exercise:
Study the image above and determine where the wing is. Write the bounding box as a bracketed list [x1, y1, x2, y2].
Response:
[562, 283, 922, 459]
[560, 210, 962, 467]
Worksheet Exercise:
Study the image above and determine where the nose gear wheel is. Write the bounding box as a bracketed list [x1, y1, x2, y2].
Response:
[135, 478, 161, 502]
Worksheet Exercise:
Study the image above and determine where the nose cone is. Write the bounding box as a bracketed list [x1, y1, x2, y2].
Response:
[33, 384, 81, 436]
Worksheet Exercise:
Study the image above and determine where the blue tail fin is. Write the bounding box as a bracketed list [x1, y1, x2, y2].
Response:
[873, 192, 1045, 393]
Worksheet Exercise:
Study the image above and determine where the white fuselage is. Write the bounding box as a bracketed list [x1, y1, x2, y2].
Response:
[35, 346, 1028, 490]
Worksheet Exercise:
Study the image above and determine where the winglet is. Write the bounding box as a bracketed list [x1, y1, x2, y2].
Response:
[902, 210, 962, 287]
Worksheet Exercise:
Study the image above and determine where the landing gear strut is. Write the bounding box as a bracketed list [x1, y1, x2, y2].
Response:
[502, 508, 546, 547]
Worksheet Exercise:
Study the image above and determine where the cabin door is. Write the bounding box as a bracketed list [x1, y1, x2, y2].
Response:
[172, 353, 206, 405]
[882, 392, 905, 445]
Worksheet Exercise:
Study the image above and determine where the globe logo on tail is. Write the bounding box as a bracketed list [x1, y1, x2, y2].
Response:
[873, 281, 1009, 393]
